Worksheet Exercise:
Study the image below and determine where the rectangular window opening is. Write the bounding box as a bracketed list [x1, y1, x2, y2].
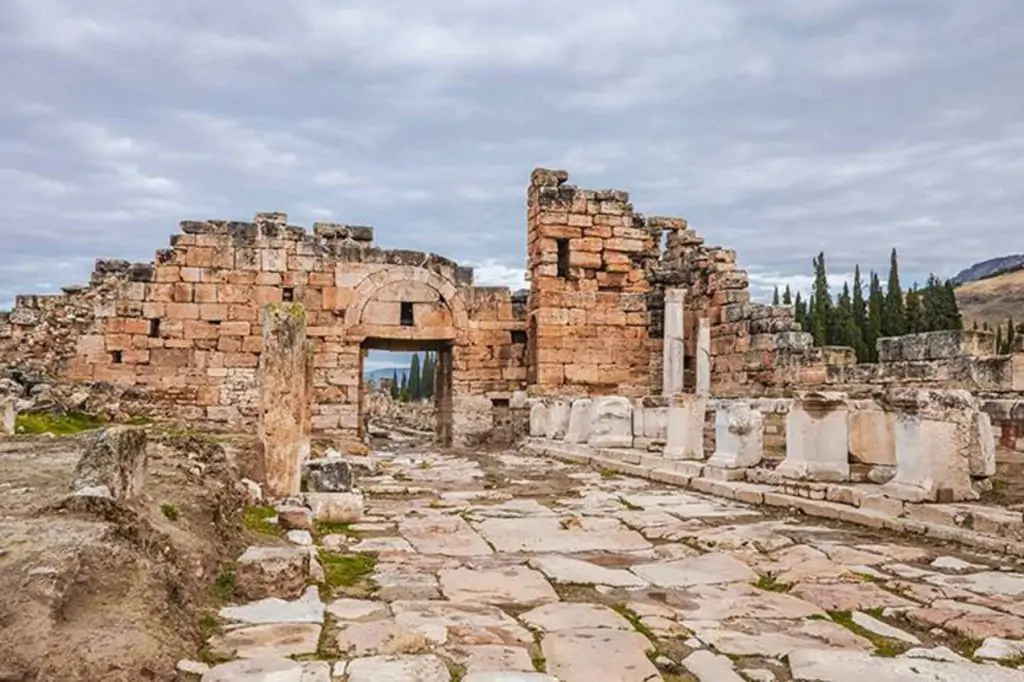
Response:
[282, 287, 295, 302]
[556, 238, 570, 278]
[400, 301, 414, 327]
[510, 330, 527, 344]
[148, 319, 160, 338]
[491, 398, 510, 409]
[110, 350, 123, 364]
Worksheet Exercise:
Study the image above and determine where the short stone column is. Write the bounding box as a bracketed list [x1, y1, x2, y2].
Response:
[564, 398, 593, 444]
[0, 397, 16, 436]
[259, 304, 312, 498]
[663, 289, 686, 396]
[664, 394, 707, 460]
[696, 318, 711, 396]
[778, 391, 850, 482]
[883, 388, 979, 502]
[587, 396, 633, 449]
[545, 400, 570, 440]
[707, 401, 763, 469]
[529, 402, 548, 437]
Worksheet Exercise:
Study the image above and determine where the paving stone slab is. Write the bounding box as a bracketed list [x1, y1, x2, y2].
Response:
[686, 619, 873, 658]
[441, 645, 535, 674]
[630, 552, 757, 588]
[462, 674, 559, 682]
[924, 571, 1024, 597]
[207, 623, 321, 659]
[440, 566, 559, 606]
[519, 602, 633, 632]
[667, 582, 824, 621]
[344, 654, 451, 682]
[682, 650, 746, 682]
[326, 598, 388, 621]
[399, 515, 494, 556]
[540, 628, 660, 682]
[200, 656, 304, 682]
[788, 647, 1024, 681]
[391, 600, 533, 646]
[527, 554, 648, 588]
[335, 618, 431, 656]
[790, 581, 914, 612]
[219, 586, 324, 625]
[474, 516, 651, 554]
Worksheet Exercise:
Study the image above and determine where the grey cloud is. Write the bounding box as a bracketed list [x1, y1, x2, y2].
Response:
[1, 0, 1023, 310]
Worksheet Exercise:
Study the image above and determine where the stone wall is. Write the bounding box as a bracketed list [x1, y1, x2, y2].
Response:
[0, 213, 528, 445]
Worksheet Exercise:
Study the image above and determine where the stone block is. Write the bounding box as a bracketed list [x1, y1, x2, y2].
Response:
[235, 546, 312, 600]
[848, 401, 896, 466]
[305, 492, 364, 524]
[970, 410, 997, 478]
[0, 397, 15, 436]
[564, 398, 592, 444]
[545, 401, 570, 440]
[707, 400, 763, 469]
[587, 396, 633, 449]
[302, 458, 354, 492]
[277, 504, 313, 530]
[529, 402, 547, 437]
[71, 426, 148, 501]
[664, 394, 707, 460]
[778, 391, 850, 482]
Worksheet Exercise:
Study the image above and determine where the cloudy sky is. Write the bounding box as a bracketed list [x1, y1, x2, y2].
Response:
[2, 0, 1023, 311]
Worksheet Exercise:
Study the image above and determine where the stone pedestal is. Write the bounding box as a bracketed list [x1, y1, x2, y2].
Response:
[587, 396, 633, 449]
[848, 400, 896, 466]
[883, 389, 978, 502]
[664, 394, 707, 460]
[259, 304, 312, 499]
[529, 402, 547, 437]
[0, 397, 15, 436]
[707, 401, 762, 469]
[970, 411, 996, 478]
[696, 318, 711, 396]
[778, 392, 849, 482]
[545, 400, 570, 440]
[564, 398, 592, 444]
[632, 399, 668, 449]
[663, 289, 686, 396]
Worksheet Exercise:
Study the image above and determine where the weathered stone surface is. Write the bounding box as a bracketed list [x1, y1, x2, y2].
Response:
[327, 598, 388, 621]
[545, 401, 570, 440]
[848, 401, 896, 466]
[71, 426, 147, 501]
[789, 581, 913, 612]
[519, 603, 632, 632]
[344, 655, 450, 682]
[788, 647, 1024, 681]
[201, 657, 304, 682]
[663, 288, 686, 395]
[276, 505, 312, 530]
[400, 515, 493, 556]
[541, 628, 660, 682]
[923, 571, 1024, 597]
[689, 619, 873, 658]
[439, 566, 559, 606]
[235, 546, 312, 600]
[529, 403, 547, 437]
[304, 491, 363, 523]
[563, 399, 592, 445]
[970, 411, 997, 478]
[630, 552, 757, 588]
[220, 586, 324, 625]
[975, 637, 1024, 662]
[475, 516, 650, 554]
[335, 618, 430, 656]
[707, 401, 763, 469]
[390, 601, 533, 646]
[664, 394, 707, 460]
[681, 650, 745, 682]
[528, 555, 648, 588]
[301, 457, 353, 492]
[208, 623, 321, 659]
[442, 645, 535, 675]
[462, 674, 558, 682]
[850, 611, 920, 644]
[778, 392, 849, 482]
[0, 397, 15, 436]
[587, 396, 633, 449]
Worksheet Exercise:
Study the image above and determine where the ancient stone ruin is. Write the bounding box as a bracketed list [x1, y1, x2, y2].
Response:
[3, 169, 1024, 681]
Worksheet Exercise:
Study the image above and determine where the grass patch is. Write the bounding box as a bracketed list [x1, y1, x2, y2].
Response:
[417, 461, 432, 470]
[243, 505, 283, 536]
[448, 662, 467, 681]
[160, 503, 180, 522]
[314, 520, 360, 539]
[315, 613, 341, 660]
[197, 613, 221, 639]
[618, 496, 644, 511]
[15, 411, 106, 435]
[319, 551, 377, 597]
[827, 610, 906, 658]
[126, 415, 155, 425]
[212, 565, 236, 602]
[753, 573, 792, 593]
[611, 603, 657, 642]
[599, 468, 619, 479]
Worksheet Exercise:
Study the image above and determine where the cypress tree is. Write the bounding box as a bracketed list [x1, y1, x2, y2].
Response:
[422, 352, 435, 399]
[943, 281, 963, 330]
[793, 292, 805, 327]
[867, 271, 885, 362]
[884, 248, 906, 336]
[852, 265, 867, 359]
[390, 369, 399, 399]
[772, 286, 780, 306]
[409, 354, 422, 401]
[811, 252, 832, 347]
[783, 285, 793, 305]
[833, 283, 862, 354]
[996, 325, 1005, 354]
[1007, 317, 1016, 353]
[905, 286, 922, 334]
[400, 372, 409, 402]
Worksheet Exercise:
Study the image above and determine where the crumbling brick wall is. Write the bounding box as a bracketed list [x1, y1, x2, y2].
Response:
[0, 213, 528, 444]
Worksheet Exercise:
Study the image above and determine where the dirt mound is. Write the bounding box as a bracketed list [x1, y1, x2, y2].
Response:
[0, 431, 254, 681]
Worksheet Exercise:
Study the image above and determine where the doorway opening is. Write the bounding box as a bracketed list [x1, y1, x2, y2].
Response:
[358, 338, 454, 447]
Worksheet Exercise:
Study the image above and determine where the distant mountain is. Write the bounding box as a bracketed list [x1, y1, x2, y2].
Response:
[955, 268, 1024, 330]
[365, 367, 409, 383]
[951, 254, 1024, 286]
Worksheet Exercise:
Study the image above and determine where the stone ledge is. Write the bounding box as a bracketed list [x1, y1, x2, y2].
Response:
[521, 439, 1024, 558]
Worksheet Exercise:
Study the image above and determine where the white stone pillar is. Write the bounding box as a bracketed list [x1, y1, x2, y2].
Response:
[696, 317, 711, 396]
[664, 394, 707, 460]
[259, 304, 312, 499]
[545, 400, 570, 440]
[883, 389, 979, 502]
[663, 289, 686, 396]
[529, 402, 548, 437]
[588, 396, 633, 449]
[564, 398, 593, 444]
[707, 401, 763, 469]
[778, 391, 850, 482]
[0, 397, 16, 436]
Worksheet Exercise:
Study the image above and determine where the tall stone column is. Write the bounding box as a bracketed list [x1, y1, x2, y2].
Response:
[258, 304, 312, 498]
[664, 394, 707, 460]
[696, 317, 711, 396]
[0, 396, 16, 436]
[778, 392, 850, 482]
[663, 289, 686, 396]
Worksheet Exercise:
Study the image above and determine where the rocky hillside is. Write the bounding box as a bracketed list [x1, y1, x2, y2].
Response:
[955, 267, 1024, 330]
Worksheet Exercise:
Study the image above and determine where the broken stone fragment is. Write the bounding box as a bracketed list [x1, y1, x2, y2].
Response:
[305, 491, 364, 523]
[70, 426, 148, 501]
[587, 396, 633, 449]
[275, 505, 312, 530]
[175, 659, 210, 682]
[0, 396, 16, 436]
[235, 546, 312, 601]
[301, 457, 353, 493]
[200, 656, 303, 682]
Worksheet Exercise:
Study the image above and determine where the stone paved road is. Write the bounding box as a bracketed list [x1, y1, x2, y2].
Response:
[198, 446, 1024, 681]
